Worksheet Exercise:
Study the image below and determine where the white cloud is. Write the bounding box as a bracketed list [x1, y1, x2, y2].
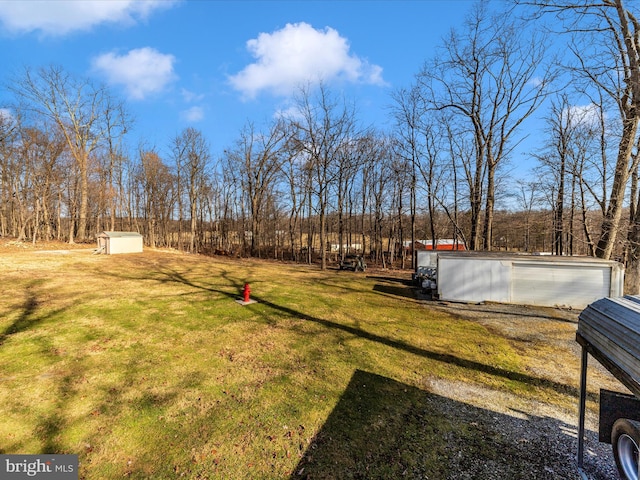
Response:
[181, 106, 204, 123]
[229, 22, 385, 99]
[529, 77, 545, 88]
[91, 47, 177, 100]
[565, 104, 603, 128]
[0, 0, 177, 37]
[0, 108, 13, 123]
[181, 88, 205, 103]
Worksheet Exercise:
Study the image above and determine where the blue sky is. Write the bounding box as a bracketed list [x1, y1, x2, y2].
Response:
[0, 0, 476, 158]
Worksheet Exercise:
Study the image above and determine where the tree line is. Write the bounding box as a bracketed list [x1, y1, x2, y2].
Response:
[2, 1, 640, 290]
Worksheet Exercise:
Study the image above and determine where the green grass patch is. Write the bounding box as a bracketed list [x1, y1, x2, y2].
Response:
[0, 250, 588, 478]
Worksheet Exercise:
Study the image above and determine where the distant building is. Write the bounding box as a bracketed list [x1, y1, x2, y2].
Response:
[404, 239, 466, 251]
[330, 243, 362, 253]
[97, 231, 143, 255]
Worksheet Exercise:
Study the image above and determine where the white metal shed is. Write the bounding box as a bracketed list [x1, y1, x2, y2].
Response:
[97, 231, 143, 255]
[436, 252, 624, 308]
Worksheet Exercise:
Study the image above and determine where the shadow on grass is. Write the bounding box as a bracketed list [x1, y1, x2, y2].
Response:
[366, 275, 412, 285]
[290, 370, 612, 480]
[33, 356, 206, 459]
[1, 290, 39, 345]
[433, 303, 579, 324]
[255, 295, 593, 401]
[0, 282, 69, 346]
[144, 264, 595, 403]
[372, 283, 417, 300]
[36, 371, 79, 454]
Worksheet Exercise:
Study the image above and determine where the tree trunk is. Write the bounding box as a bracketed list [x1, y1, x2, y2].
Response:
[595, 117, 640, 259]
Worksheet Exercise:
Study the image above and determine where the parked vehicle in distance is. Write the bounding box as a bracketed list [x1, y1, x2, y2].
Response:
[339, 255, 366, 272]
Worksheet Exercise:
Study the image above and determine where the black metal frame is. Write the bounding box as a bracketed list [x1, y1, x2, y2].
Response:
[576, 331, 640, 469]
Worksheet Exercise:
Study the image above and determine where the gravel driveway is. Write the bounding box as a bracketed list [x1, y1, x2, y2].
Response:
[425, 300, 624, 480]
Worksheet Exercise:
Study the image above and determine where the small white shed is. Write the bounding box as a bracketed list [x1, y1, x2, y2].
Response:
[97, 231, 143, 255]
[436, 252, 624, 308]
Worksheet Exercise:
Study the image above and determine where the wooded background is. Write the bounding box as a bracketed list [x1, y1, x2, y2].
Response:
[2, 1, 640, 289]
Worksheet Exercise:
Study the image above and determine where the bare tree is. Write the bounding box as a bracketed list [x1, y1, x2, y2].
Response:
[534, 94, 606, 256]
[0, 110, 18, 237]
[102, 95, 131, 232]
[171, 128, 210, 253]
[419, 119, 449, 250]
[334, 133, 371, 261]
[391, 85, 422, 267]
[289, 84, 358, 270]
[19, 124, 66, 243]
[419, 2, 555, 250]
[281, 138, 307, 261]
[534, 95, 573, 254]
[136, 148, 174, 248]
[522, 2, 640, 268]
[227, 119, 287, 256]
[9, 65, 129, 242]
[437, 116, 471, 250]
[214, 156, 244, 254]
[514, 178, 543, 252]
[369, 139, 394, 267]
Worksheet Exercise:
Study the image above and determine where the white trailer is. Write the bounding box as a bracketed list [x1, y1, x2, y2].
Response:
[436, 252, 624, 309]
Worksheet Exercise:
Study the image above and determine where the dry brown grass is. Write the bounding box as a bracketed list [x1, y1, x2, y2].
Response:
[0, 239, 624, 479]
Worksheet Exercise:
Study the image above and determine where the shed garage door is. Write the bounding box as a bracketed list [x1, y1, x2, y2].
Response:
[512, 263, 610, 308]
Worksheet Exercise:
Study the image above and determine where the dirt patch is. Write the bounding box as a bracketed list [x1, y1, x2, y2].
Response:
[0, 239, 93, 253]
[0, 238, 187, 270]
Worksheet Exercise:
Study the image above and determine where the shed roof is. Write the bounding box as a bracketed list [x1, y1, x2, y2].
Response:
[436, 251, 621, 266]
[98, 231, 143, 238]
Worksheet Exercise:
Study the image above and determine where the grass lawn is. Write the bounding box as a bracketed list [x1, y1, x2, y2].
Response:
[0, 247, 613, 479]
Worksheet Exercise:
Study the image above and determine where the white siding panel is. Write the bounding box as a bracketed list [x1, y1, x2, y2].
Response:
[437, 258, 511, 303]
[109, 237, 143, 254]
[512, 263, 610, 308]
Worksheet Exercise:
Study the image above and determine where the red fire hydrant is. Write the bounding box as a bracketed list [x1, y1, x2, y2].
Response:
[242, 283, 251, 303]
